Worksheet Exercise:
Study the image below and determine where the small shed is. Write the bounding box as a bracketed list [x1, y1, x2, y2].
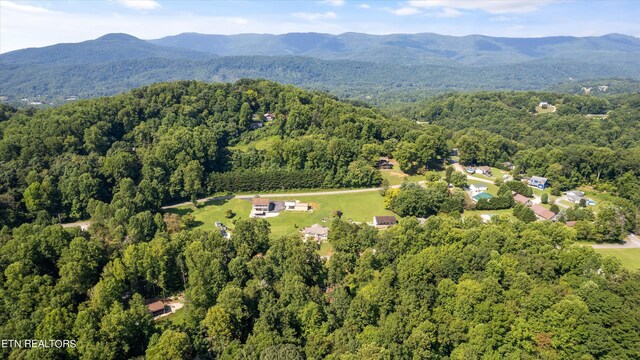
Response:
[373, 216, 398, 227]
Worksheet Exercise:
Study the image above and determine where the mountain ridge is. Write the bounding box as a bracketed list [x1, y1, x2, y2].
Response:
[1, 32, 639, 104]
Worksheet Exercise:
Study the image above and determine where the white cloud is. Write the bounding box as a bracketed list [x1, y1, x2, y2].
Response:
[357, 3, 371, 9]
[407, 0, 553, 14]
[0, 1, 51, 13]
[320, 0, 345, 6]
[117, 0, 161, 10]
[392, 7, 420, 16]
[292, 11, 337, 20]
[437, 7, 463, 17]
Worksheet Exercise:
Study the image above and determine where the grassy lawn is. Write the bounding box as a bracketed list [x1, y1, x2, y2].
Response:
[229, 135, 279, 152]
[380, 164, 425, 186]
[168, 191, 393, 239]
[168, 198, 253, 232]
[463, 208, 516, 221]
[535, 105, 556, 114]
[156, 308, 185, 325]
[318, 242, 334, 258]
[593, 248, 640, 271]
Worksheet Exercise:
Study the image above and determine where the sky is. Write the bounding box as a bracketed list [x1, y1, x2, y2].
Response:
[1, 0, 639, 53]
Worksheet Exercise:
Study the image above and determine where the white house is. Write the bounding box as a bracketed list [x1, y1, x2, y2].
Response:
[301, 224, 329, 242]
[469, 183, 488, 192]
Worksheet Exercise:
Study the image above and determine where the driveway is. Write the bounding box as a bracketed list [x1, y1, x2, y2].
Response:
[591, 233, 640, 249]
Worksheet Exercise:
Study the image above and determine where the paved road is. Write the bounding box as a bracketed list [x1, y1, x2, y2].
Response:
[591, 233, 640, 249]
[161, 181, 428, 209]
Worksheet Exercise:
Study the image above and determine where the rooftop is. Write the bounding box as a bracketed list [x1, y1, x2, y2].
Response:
[374, 215, 397, 224]
[513, 193, 531, 204]
[302, 223, 329, 236]
[252, 197, 270, 206]
[531, 204, 556, 220]
[147, 301, 164, 313]
[530, 176, 548, 183]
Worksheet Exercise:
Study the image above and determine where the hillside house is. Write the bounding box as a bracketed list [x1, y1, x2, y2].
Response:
[147, 301, 167, 317]
[502, 162, 515, 170]
[531, 204, 557, 221]
[565, 190, 585, 204]
[264, 113, 275, 121]
[513, 193, 533, 206]
[301, 224, 329, 242]
[373, 216, 397, 227]
[252, 197, 271, 216]
[539, 102, 549, 108]
[475, 166, 492, 176]
[469, 183, 488, 192]
[528, 176, 548, 189]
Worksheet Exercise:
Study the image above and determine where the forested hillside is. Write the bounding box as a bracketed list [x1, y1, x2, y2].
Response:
[390, 91, 640, 202]
[0, 79, 419, 227]
[1, 80, 639, 359]
[2, 33, 640, 104]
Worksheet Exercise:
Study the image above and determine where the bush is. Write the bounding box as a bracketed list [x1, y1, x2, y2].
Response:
[475, 195, 514, 210]
[551, 188, 562, 196]
[225, 209, 235, 219]
[181, 214, 196, 228]
[541, 193, 549, 204]
[550, 204, 559, 213]
[498, 181, 532, 197]
[513, 203, 536, 223]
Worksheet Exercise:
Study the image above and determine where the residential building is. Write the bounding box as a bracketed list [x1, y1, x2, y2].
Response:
[472, 192, 493, 203]
[531, 204, 557, 221]
[502, 161, 515, 170]
[469, 183, 488, 192]
[252, 197, 270, 215]
[565, 190, 585, 204]
[147, 301, 167, 317]
[513, 193, 533, 206]
[475, 166, 492, 176]
[528, 176, 548, 189]
[301, 224, 329, 242]
[373, 216, 397, 227]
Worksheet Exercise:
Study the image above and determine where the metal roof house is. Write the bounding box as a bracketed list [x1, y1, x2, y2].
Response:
[528, 176, 548, 189]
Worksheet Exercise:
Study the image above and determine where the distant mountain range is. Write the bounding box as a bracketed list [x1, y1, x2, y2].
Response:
[149, 32, 640, 66]
[1, 32, 639, 104]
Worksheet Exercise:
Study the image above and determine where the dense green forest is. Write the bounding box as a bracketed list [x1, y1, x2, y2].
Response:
[1, 80, 639, 359]
[2, 213, 639, 359]
[0, 80, 421, 227]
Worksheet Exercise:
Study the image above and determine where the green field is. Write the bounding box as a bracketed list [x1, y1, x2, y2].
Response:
[593, 248, 640, 271]
[156, 308, 185, 325]
[380, 164, 425, 186]
[228, 135, 279, 152]
[168, 190, 394, 238]
[463, 208, 516, 221]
